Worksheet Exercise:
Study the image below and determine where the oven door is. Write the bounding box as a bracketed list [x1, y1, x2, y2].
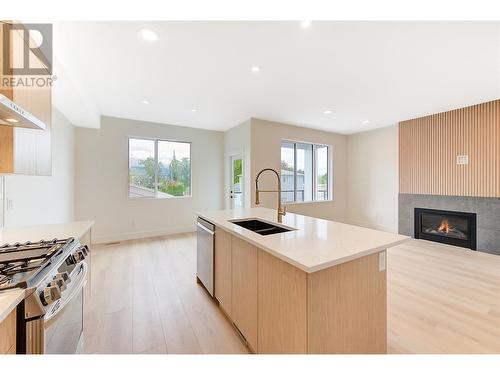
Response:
[44, 262, 87, 354]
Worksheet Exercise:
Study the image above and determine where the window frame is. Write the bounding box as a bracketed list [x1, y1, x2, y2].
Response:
[280, 139, 332, 204]
[127, 136, 193, 199]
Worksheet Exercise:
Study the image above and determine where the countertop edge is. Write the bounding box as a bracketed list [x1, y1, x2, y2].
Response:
[197, 211, 410, 273]
[0, 288, 25, 323]
[305, 237, 410, 272]
[71, 220, 95, 240]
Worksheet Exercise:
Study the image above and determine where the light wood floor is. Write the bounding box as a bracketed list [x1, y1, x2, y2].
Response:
[388, 239, 500, 353]
[82, 233, 500, 354]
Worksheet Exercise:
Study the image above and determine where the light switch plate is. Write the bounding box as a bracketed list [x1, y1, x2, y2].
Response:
[457, 155, 469, 165]
[379, 251, 386, 272]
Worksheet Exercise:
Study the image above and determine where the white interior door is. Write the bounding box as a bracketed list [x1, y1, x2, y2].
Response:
[230, 154, 244, 209]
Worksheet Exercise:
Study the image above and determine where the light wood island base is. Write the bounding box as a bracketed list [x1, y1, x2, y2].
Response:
[307, 252, 386, 353]
[214, 226, 387, 354]
[0, 309, 16, 354]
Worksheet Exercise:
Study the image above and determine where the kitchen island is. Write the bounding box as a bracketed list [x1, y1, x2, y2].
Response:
[197, 208, 409, 354]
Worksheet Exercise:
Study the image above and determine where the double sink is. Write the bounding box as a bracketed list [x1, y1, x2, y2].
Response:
[229, 218, 295, 236]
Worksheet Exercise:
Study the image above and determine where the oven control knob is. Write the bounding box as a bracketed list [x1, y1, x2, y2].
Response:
[80, 246, 89, 256]
[50, 276, 67, 292]
[40, 285, 62, 306]
[65, 254, 77, 265]
[57, 271, 71, 284]
[74, 250, 86, 262]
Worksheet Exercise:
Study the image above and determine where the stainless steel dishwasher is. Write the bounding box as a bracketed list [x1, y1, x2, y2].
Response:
[196, 217, 215, 296]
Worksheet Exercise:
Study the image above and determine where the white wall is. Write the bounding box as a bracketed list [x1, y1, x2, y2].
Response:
[346, 125, 399, 233]
[3, 109, 75, 227]
[0, 110, 399, 238]
[250, 118, 348, 221]
[75, 116, 224, 243]
[223, 119, 251, 209]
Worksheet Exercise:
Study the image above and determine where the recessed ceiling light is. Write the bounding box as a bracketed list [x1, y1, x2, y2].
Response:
[191, 108, 198, 112]
[251, 66, 260, 72]
[4, 118, 19, 123]
[141, 100, 149, 105]
[323, 110, 333, 115]
[362, 120, 371, 124]
[300, 20, 312, 29]
[139, 28, 158, 42]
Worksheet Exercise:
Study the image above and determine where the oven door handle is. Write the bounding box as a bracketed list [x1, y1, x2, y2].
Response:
[44, 262, 88, 324]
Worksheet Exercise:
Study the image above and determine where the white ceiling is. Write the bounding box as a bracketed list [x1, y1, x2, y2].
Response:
[53, 21, 500, 134]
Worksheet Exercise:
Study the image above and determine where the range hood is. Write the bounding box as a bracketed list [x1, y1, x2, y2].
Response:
[0, 93, 46, 130]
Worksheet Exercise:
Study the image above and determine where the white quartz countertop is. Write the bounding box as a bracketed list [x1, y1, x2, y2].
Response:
[0, 221, 94, 245]
[0, 288, 24, 322]
[197, 208, 409, 273]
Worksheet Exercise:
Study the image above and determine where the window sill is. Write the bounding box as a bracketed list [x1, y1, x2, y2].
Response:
[283, 199, 334, 206]
[127, 195, 193, 200]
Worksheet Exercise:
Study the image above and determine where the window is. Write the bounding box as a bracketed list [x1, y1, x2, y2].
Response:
[129, 137, 191, 198]
[280, 140, 330, 203]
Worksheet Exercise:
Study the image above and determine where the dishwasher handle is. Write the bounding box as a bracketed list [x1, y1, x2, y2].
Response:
[197, 222, 215, 235]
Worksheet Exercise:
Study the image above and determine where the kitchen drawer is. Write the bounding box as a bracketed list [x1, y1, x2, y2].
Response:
[0, 308, 16, 354]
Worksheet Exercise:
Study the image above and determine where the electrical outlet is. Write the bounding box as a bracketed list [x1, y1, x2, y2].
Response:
[457, 155, 469, 165]
[379, 251, 386, 272]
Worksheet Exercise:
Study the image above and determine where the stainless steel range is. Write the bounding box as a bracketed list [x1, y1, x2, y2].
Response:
[0, 238, 89, 354]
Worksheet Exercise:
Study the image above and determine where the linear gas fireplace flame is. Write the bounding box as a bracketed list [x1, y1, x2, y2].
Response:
[424, 218, 467, 239]
[415, 208, 476, 250]
[438, 219, 451, 233]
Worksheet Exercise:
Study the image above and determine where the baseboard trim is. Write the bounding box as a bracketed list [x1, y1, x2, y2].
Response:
[92, 225, 196, 244]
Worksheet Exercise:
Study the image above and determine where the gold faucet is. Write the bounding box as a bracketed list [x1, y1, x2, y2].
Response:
[255, 168, 286, 223]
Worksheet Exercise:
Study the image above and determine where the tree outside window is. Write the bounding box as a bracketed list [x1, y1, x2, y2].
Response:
[129, 138, 191, 198]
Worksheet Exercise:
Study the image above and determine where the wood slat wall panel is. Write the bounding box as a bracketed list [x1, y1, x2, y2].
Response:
[399, 100, 500, 197]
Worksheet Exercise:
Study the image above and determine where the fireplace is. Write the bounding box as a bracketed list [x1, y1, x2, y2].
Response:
[414, 208, 477, 250]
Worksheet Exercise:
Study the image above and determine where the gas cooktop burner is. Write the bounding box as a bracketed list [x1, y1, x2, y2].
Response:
[0, 238, 78, 291]
[1, 235, 89, 355]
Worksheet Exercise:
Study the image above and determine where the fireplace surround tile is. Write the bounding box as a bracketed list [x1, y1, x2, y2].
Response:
[398, 194, 500, 255]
